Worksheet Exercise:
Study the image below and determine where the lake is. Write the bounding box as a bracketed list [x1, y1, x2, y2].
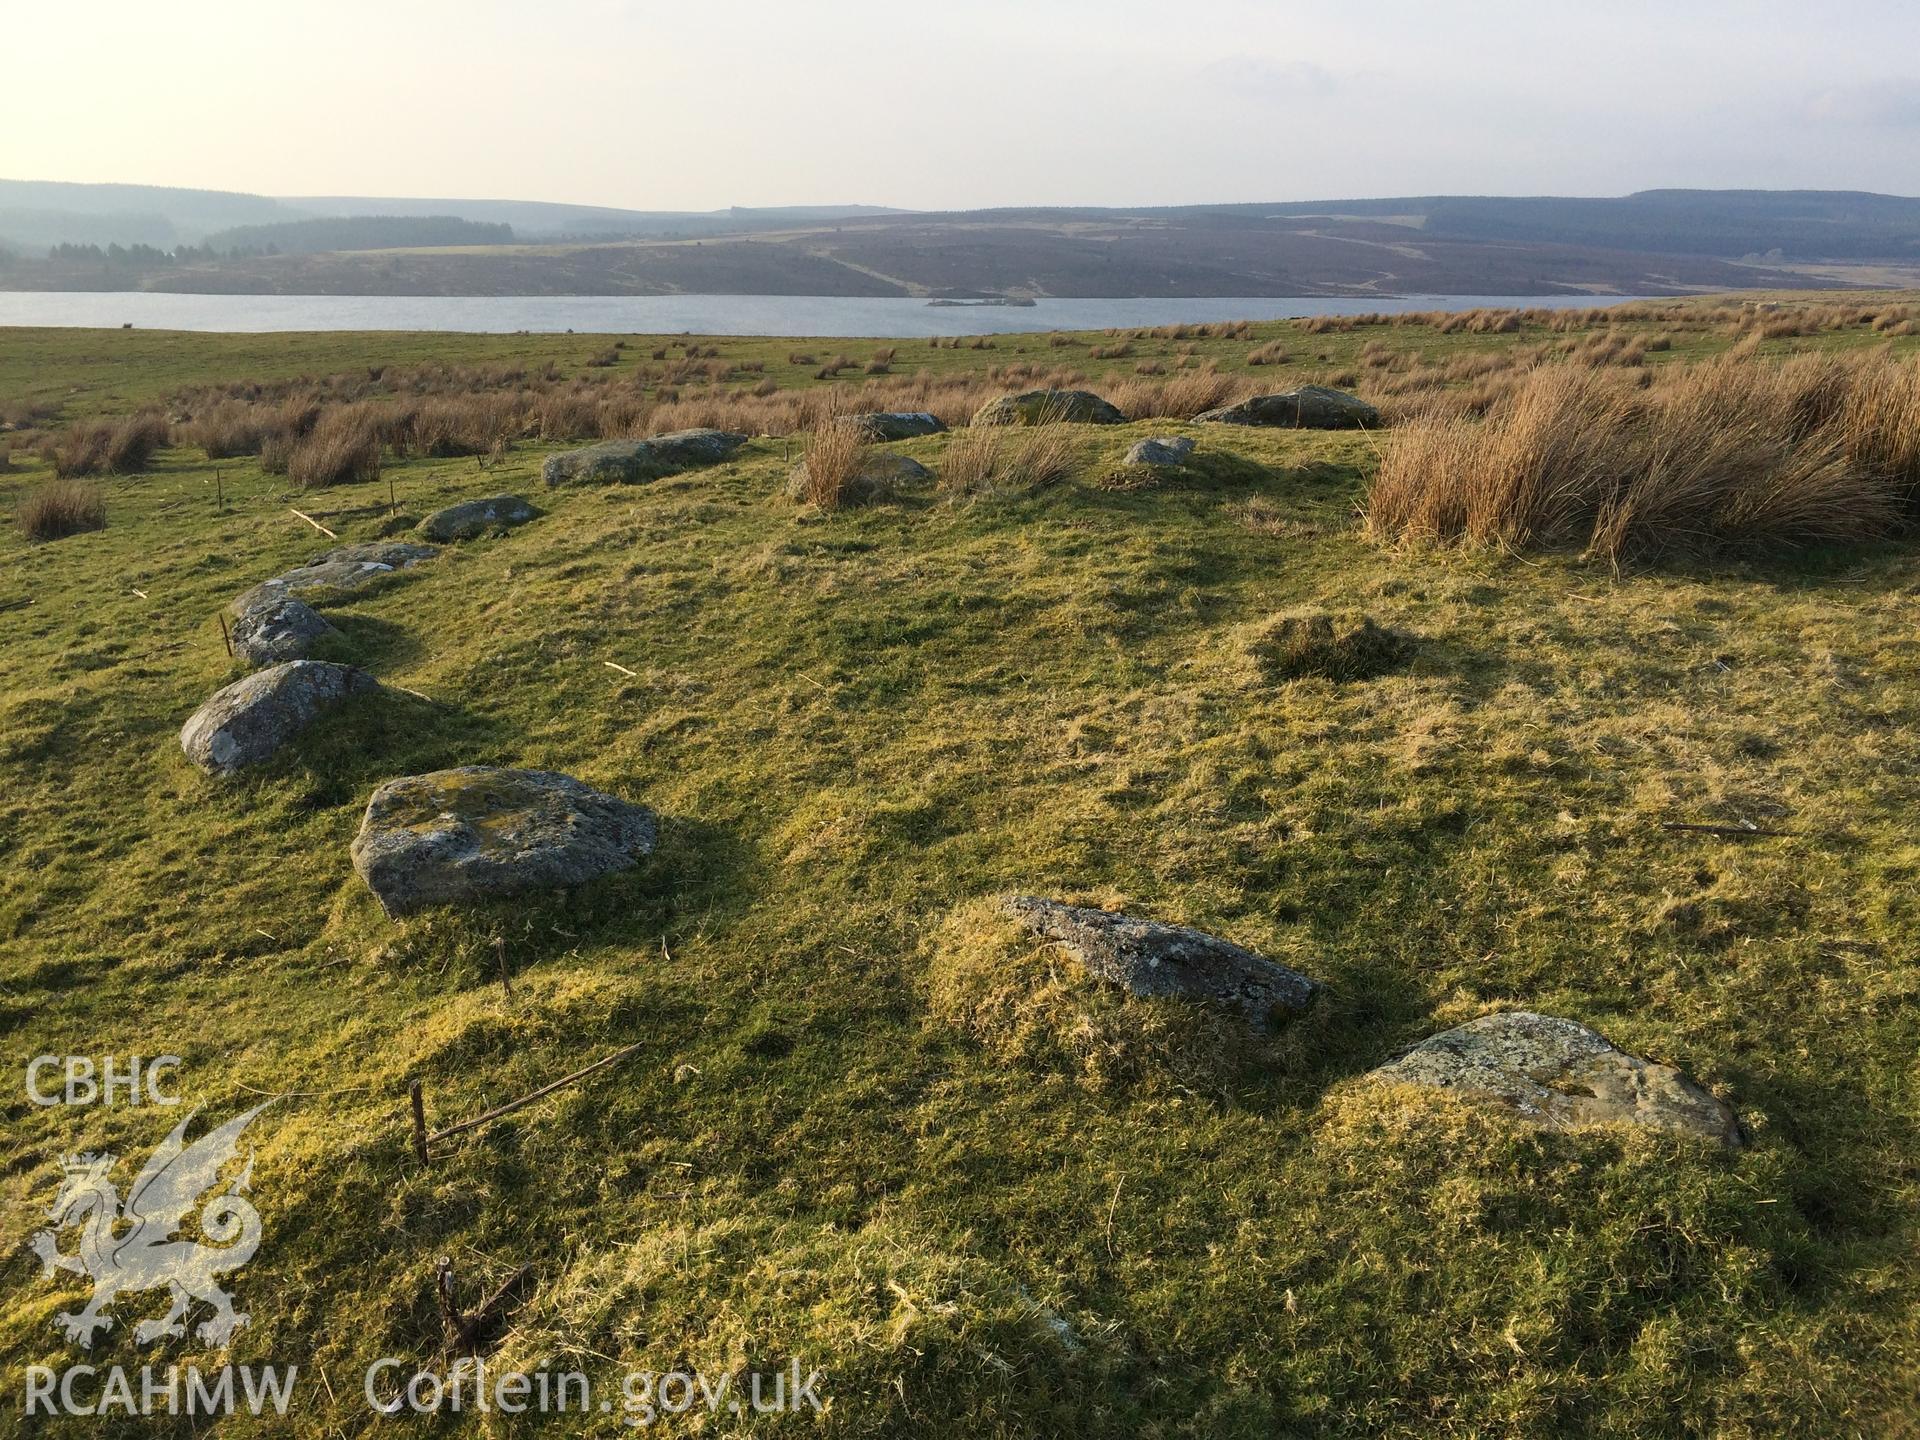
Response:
[0, 291, 1643, 338]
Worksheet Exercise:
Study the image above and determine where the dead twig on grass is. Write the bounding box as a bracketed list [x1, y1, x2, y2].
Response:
[425, 1041, 646, 1147]
[1659, 821, 1794, 839]
[289, 507, 339, 539]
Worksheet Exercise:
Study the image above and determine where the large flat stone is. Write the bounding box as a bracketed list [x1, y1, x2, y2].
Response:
[351, 766, 659, 917]
[839, 411, 947, 441]
[234, 542, 439, 610]
[1369, 1012, 1744, 1146]
[1196, 386, 1380, 429]
[180, 661, 380, 777]
[417, 494, 539, 543]
[972, 390, 1125, 427]
[1001, 896, 1317, 1025]
[230, 594, 335, 666]
[541, 430, 746, 487]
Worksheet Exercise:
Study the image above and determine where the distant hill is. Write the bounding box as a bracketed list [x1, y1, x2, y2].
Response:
[1258, 191, 1920, 260]
[0, 179, 904, 252]
[277, 196, 907, 241]
[2, 180, 1918, 296]
[0, 179, 292, 250]
[200, 215, 515, 255]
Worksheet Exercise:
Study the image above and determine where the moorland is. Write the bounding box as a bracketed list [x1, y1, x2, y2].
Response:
[4, 294, 1920, 1435]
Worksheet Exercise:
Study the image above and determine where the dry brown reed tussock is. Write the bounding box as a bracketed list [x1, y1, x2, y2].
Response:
[288, 406, 383, 488]
[795, 421, 866, 510]
[1108, 369, 1244, 420]
[259, 433, 295, 475]
[938, 425, 1078, 498]
[1367, 352, 1920, 563]
[17, 479, 107, 540]
[182, 401, 277, 459]
[50, 413, 170, 477]
[405, 393, 526, 456]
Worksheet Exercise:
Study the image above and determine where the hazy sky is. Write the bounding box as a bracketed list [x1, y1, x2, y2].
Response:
[8, 0, 1920, 209]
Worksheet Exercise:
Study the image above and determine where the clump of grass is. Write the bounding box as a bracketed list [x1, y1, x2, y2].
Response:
[1246, 608, 1414, 682]
[288, 406, 382, 488]
[1840, 353, 1920, 501]
[939, 425, 1079, 499]
[49, 413, 170, 476]
[405, 393, 525, 457]
[259, 431, 295, 475]
[1247, 340, 1292, 366]
[793, 420, 867, 510]
[182, 401, 274, 459]
[16, 478, 107, 540]
[1367, 355, 1916, 563]
[1108, 369, 1242, 420]
[938, 428, 1003, 498]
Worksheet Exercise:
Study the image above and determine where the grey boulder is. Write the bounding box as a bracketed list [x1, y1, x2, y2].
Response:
[417, 494, 539, 543]
[180, 660, 380, 777]
[1369, 1012, 1744, 1146]
[542, 430, 746, 487]
[351, 766, 659, 918]
[235, 542, 439, 609]
[230, 594, 335, 666]
[1196, 385, 1380, 429]
[972, 390, 1125, 427]
[1122, 436, 1196, 467]
[839, 411, 947, 441]
[1001, 895, 1317, 1025]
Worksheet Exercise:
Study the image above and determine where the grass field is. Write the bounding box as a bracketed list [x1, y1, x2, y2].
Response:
[4, 296, 1920, 1436]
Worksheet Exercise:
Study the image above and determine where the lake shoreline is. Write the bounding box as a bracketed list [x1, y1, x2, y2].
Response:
[0, 291, 1652, 338]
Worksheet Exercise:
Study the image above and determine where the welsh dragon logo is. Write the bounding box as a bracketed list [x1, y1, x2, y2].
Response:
[29, 1104, 270, 1349]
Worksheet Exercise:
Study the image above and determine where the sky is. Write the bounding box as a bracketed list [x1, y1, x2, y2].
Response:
[6, 0, 1920, 210]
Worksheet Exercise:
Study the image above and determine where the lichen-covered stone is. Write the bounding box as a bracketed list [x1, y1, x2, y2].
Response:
[180, 661, 379, 777]
[417, 494, 539, 543]
[840, 412, 947, 441]
[351, 766, 658, 918]
[785, 453, 932, 506]
[972, 390, 1125, 427]
[1000, 896, 1317, 1025]
[1369, 1012, 1744, 1146]
[234, 542, 439, 609]
[1196, 386, 1380, 429]
[541, 430, 746, 487]
[1122, 436, 1196, 467]
[229, 594, 335, 667]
